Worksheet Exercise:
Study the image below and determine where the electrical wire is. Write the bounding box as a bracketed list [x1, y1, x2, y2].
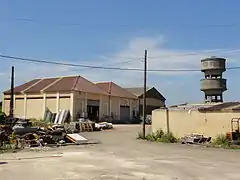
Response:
[1, 53, 240, 72]
[3, 18, 240, 30]
[148, 48, 240, 59]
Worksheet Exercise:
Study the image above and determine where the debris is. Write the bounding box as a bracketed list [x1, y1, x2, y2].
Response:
[66, 134, 87, 143]
[95, 122, 113, 130]
[180, 133, 211, 144]
[1, 110, 113, 150]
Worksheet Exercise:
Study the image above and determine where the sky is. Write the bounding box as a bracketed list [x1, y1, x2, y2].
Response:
[1, 0, 240, 105]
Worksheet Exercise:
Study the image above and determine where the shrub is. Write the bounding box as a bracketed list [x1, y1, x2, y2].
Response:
[137, 129, 178, 143]
[212, 134, 230, 147]
[159, 132, 178, 143]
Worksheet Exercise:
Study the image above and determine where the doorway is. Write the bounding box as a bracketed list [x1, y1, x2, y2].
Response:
[87, 99, 100, 121]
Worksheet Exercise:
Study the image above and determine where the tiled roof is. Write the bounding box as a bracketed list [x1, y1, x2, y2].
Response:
[96, 82, 138, 99]
[25, 78, 59, 93]
[73, 76, 108, 95]
[44, 76, 77, 92]
[3, 76, 108, 95]
[4, 79, 40, 94]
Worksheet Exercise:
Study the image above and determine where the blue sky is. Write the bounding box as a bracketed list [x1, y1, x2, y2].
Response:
[1, 0, 240, 104]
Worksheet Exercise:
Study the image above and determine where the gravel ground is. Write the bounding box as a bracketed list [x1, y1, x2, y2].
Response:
[1, 125, 240, 180]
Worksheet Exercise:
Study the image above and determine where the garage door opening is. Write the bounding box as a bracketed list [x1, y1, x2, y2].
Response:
[120, 106, 130, 123]
[87, 100, 99, 122]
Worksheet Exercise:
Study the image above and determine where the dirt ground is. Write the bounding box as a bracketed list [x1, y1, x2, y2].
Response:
[1, 125, 240, 180]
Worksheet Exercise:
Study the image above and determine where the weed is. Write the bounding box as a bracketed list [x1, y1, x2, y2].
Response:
[137, 129, 178, 143]
[212, 134, 231, 147]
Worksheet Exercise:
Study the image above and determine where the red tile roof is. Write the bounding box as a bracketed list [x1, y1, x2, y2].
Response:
[4, 79, 40, 94]
[73, 76, 108, 95]
[25, 78, 59, 93]
[4, 76, 108, 95]
[96, 82, 137, 99]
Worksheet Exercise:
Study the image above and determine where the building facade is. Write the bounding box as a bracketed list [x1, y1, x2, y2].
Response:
[2, 76, 138, 122]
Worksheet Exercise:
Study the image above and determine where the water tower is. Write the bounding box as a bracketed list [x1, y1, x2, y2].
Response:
[200, 56, 227, 103]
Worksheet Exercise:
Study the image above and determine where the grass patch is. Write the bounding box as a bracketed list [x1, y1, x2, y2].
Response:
[210, 134, 240, 149]
[212, 134, 230, 147]
[137, 129, 178, 143]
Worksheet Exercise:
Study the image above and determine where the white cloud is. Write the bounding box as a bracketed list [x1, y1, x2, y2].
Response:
[1, 35, 240, 97]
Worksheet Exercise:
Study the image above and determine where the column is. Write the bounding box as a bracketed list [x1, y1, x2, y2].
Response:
[24, 94, 27, 119]
[99, 95, 103, 120]
[109, 96, 111, 117]
[56, 92, 60, 112]
[70, 92, 74, 121]
[129, 99, 132, 120]
[118, 97, 121, 120]
[43, 93, 46, 118]
[84, 93, 88, 113]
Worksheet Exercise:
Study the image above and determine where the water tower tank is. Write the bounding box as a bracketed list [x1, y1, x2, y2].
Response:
[200, 57, 227, 103]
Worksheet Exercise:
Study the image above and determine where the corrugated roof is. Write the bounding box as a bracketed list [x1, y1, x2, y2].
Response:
[97, 82, 138, 99]
[198, 102, 240, 111]
[167, 103, 214, 111]
[166, 102, 240, 112]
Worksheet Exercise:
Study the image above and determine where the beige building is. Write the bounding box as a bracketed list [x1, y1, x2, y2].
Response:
[152, 102, 240, 138]
[126, 87, 166, 116]
[2, 76, 138, 121]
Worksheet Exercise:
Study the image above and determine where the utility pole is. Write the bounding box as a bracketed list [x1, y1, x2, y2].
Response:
[142, 50, 147, 138]
[9, 66, 14, 118]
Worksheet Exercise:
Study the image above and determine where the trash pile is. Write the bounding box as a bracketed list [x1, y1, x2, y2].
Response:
[180, 133, 212, 144]
[1, 115, 113, 149]
[0, 118, 91, 149]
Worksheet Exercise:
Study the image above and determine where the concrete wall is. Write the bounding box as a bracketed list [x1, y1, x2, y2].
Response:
[3, 92, 73, 120]
[110, 96, 120, 119]
[3, 91, 139, 122]
[4, 100, 10, 116]
[15, 99, 24, 118]
[152, 109, 240, 138]
[100, 95, 109, 118]
[26, 98, 43, 119]
[46, 98, 56, 113]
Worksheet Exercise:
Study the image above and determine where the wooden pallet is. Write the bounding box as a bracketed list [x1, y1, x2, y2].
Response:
[80, 122, 93, 132]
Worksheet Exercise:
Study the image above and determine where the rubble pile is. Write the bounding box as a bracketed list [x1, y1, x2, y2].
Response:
[0, 116, 113, 149]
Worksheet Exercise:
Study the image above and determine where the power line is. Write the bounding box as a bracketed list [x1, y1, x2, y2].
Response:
[1, 54, 240, 72]
[77, 59, 136, 72]
[0, 54, 146, 71]
[148, 48, 240, 59]
[3, 18, 240, 30]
